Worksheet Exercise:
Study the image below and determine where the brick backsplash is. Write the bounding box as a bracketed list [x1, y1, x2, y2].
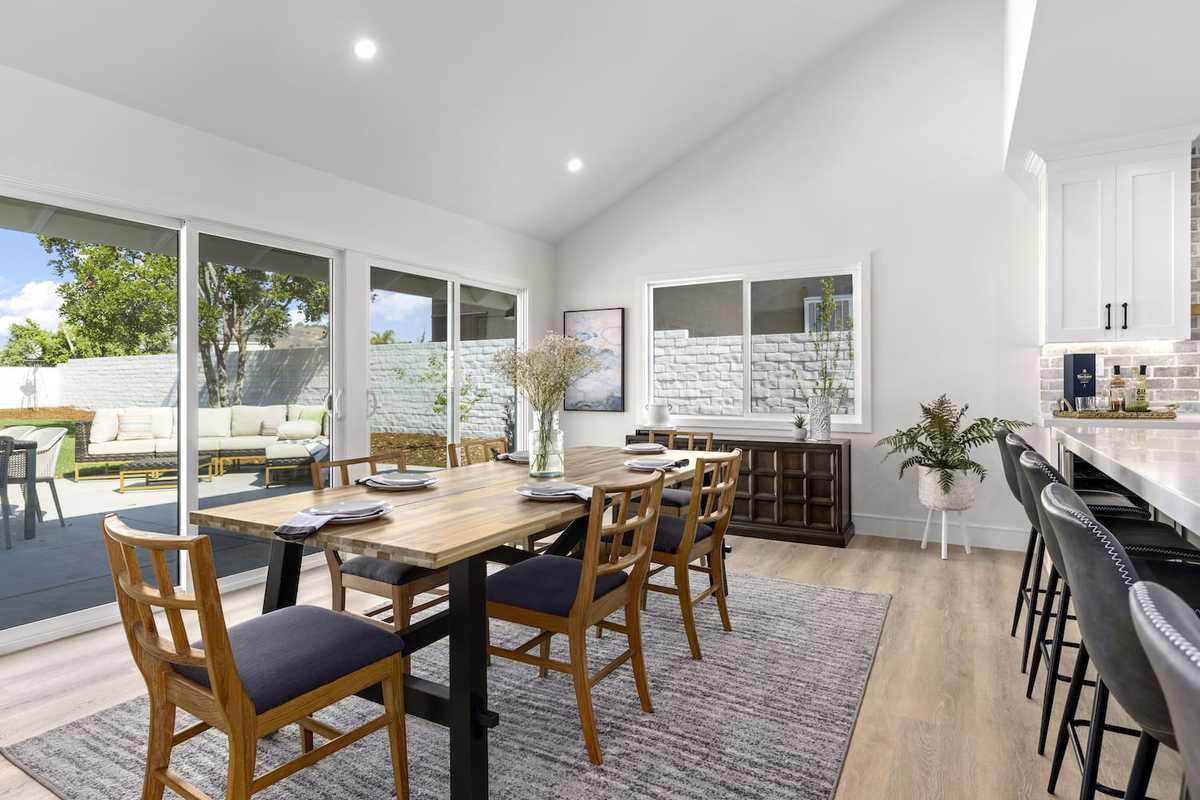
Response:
[1038, 145, 1200, 414]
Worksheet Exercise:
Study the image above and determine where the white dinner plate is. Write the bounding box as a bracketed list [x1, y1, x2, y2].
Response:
[325, 506, 394, 524]
[515, 488, 582, 502]
[624, 457, 680, 472]
[362, 473, 438, 490]
[503, 450, 530, 463]
[622, 443, 667, 454]
[305, 500, 389, 517]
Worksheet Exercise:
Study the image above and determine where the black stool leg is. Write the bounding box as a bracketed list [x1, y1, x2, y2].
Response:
[1022, 536, 1047, 673]
[1125, 732, 1160, 800]
[1011, 526, 1037, 637]
[1050, 643, 1090, 793]
[1079, 680, 1111, 800]
[1026, 565, 1060, 698]
[1039, 582, 1071, 754]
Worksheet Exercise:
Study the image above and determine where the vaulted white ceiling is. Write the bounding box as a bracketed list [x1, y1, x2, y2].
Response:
[0, 0, 906, 242]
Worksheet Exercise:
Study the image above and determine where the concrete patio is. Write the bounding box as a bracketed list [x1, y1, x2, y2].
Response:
[0, 469, 314, 630]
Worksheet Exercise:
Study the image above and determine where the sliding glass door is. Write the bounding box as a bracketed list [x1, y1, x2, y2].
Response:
[0, 195, 179, 631]
[458, 283, 518, 451]
[194, 233, 332, 579]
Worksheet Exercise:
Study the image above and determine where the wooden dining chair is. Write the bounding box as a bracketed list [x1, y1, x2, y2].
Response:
[485, 470, 664, 765]
[648, 430, 714, 517]
[101, 515, 409, 800]
[312, 452, 449, 672]
[643, 449, 741, 660]
[446, 437, 508, 468]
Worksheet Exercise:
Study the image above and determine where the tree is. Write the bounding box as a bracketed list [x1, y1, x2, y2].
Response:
[395, 351, 489, 425]
[40, 238, 177, 356]
[198, 262, 327, 406]
[371, 329, 396, 344]
[0, 319, 71, 366]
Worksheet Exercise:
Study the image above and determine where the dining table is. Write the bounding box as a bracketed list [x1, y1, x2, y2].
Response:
[190, 445, 721, 799]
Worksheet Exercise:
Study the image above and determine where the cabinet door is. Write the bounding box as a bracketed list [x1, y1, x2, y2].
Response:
[1115, 156, 1191, 341]
[1045, 162, 1116, 343]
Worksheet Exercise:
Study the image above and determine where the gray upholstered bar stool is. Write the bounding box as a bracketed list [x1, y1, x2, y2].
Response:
[1014, 447, 1197, 755]
[998, 430, 1146, 673]
[1130, 581, 1200, 800]
[1041, 483, 1200, 800]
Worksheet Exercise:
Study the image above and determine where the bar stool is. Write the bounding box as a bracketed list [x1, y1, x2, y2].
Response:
[1130, 580, 1200, 800]
[1015, 448, 1197, 754]
[1041, 483, 1200, 800]
[997, 430, 1145, 672]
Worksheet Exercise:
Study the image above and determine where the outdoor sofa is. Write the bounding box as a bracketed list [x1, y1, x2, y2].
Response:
[74, 404, 330, 485]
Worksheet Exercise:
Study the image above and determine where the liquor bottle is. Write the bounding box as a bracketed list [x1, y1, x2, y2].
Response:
[1108, 365, 1126, 412]
[1129, 365, 1149, 412]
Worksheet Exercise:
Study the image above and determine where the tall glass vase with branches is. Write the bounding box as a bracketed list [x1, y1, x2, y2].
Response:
[494, 333, 598, 477]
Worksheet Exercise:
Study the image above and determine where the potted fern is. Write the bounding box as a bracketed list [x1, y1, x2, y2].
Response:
[876, 395, 1027, 511]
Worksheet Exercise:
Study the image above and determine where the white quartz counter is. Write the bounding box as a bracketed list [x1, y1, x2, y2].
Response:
[1040, 413, 1200, 430]
[1048, 425, 1200, 532]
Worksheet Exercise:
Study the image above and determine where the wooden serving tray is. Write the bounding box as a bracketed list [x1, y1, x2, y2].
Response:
[1052, 409, 1177, 420]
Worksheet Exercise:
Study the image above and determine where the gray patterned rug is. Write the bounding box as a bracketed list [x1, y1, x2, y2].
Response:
[3, 573, 889, 800]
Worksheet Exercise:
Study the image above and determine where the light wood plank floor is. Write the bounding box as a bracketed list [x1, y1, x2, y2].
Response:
[0, 534, 1184, 798]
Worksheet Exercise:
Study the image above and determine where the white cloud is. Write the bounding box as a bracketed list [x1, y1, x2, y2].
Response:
[371, 292, 430, 319]
[0, 280, 62, 339]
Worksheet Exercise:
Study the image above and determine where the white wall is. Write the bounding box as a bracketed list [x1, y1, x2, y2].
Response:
[555, 0, 1040, 549]
[1003, 0, 1039, 160]
[0, 64, 556, 337]
[0, 365, 61, 409]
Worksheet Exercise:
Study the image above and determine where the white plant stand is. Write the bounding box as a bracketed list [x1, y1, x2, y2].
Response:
[917, 467, 977, 560]
[920, 507, 972, 560]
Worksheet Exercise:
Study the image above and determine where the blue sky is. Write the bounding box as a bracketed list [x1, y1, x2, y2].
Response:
[0, 229, 60, 343]
[370, 290, 433, 342]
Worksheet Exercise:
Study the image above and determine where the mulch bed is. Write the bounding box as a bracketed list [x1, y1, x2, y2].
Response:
[0, 406, 94, 421]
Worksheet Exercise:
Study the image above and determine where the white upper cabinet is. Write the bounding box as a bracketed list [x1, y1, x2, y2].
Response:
[1041, 137, 1192, 343]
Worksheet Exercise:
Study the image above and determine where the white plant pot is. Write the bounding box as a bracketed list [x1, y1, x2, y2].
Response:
[793, 427, 808, 440]
[808, 397, 832, 441]
[918, 467, 977, 512]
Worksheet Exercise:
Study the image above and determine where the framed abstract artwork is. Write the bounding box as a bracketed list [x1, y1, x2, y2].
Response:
[563, 307, 625, 411]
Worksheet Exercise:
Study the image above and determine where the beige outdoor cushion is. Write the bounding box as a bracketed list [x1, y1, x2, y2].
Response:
[148, 407, 174, 439]
[89, 409, 122, 443]
[229, 405, 278, 437]
[116, 412, 155, 441]
[89, 439, 155, 456]
[266, 441, 318, 459]
[198, 437, 223, 452]
[277, 420, 321, 440]
[198, 407, 232, 438]
[218, 435, 278, 452]
[152, 438, 178, 454]
[257, 405, 287, 437]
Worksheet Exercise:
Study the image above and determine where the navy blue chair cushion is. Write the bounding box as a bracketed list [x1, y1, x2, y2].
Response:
[340, 555, 439, 586]
[173, 605, 405, 713]
[651, 514, 713, 554]
[660, 487, 693, 509]
[487, 555, 627, 617]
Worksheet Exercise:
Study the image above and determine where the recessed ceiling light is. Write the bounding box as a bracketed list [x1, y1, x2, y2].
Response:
[354, 38, 378, 60]
[566, 157, 584, 174]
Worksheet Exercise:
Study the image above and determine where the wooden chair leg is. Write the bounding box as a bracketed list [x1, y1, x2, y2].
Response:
[225, 729, 257, 800]
[539, 631, 550, 679]
[326, 551, 346, 612]
[712, 550, 733, 632]
[393, 586, 411, 674]
[675, 559, 702, 660]
[142, 697, 175, 800]
[300, 726, 314, 754]
[382, 658, 411, 800]
[625, 598, 654, 713]
[568, 626, 603, 765]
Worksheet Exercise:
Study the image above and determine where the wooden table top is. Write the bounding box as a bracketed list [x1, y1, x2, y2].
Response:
[189, 446, 718, 569]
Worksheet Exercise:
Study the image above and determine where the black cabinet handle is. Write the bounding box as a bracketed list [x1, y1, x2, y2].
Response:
[1105, 303, 1112, 330]
[1121, 302, 1128, 330]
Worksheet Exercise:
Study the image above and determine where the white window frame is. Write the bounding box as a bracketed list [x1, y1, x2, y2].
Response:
[643, 255, 872, 434]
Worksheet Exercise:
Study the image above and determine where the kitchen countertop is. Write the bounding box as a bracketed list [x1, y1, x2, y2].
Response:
[1040, 413, 1200, 430]
[1048, 425, 1200, 532]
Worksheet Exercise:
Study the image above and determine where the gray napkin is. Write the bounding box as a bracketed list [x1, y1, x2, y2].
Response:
[275, 511, 333, 542]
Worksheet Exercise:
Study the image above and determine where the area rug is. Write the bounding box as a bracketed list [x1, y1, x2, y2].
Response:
[3, 573, 889, 800]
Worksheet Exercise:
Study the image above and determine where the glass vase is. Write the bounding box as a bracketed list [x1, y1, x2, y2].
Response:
[529, 410, 565, 478]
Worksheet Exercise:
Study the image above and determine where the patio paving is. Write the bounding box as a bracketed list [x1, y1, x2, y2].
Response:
[0, 468, 314, 631]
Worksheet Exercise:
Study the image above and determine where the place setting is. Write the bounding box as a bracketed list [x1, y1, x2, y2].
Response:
[273, 498, 394, 541]
[494, 449, 530, 464]
[514, 480, 593, 502]
[356, 470, 440, 491]
[623, 454, 690, 472]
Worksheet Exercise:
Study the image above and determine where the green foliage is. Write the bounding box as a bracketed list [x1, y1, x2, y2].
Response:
[876, 394, 1029, 493]
[793, 413, 806, 429]
[797, 277, 854, 404]
[396, 351, 490, 425]
[0, 320, 71, 366]
[40, 237, 177, 356]
[371, 329, 396, 344]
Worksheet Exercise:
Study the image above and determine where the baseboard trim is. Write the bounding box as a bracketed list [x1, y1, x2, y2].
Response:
[853, 512, 1027, 553]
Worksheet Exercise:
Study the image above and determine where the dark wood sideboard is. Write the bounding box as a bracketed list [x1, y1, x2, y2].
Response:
[625, 429, 854, 547]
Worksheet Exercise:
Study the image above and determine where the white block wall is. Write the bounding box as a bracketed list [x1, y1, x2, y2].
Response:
[653, 330, 854, 416]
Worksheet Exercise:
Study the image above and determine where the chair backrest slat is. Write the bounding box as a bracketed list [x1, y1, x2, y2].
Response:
[311, 450, 408, 490]
[676, 449, 742, 542]
[648, 430, 713, 451]
[447, 438, 508, 468]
